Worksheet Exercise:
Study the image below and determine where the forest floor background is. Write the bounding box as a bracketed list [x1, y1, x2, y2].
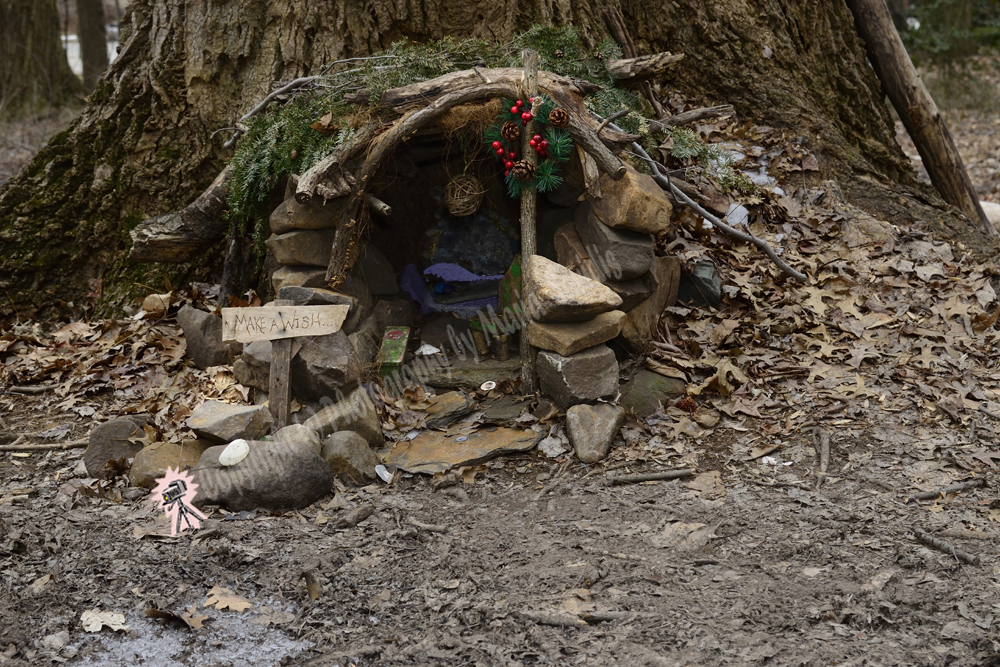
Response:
[2, 65, 1000, 666]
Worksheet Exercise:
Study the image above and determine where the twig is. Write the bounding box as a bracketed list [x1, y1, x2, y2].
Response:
[0, 438, 87, 452]
[913, 528, 980, 565]
[533, 459, 572, 502]
[581, 460, 633, 481]
[406, 517, 447, 533]
[6, 383, 58, 395]
[978, 403, 1000, 420]
[596, 109, 631, 136]
[224, 76, 320, 148]
[517, 611, 586, 627]
[600, 122, 808, 283]
[579, 611, 654, 623]
[331, 505, 374, 529]
[814, 428, 830, 489]
[650, 105, 735, 129]
[608, 469, 695, 485]
[906, 478, 984, 501]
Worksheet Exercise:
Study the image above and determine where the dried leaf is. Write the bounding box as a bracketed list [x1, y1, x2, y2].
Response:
[204, 585, 253, 612]
[81, 609, 130, 633]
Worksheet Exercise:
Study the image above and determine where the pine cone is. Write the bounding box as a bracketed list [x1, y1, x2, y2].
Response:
[501, 121, 521, 142]
[593, 50, 604, 60]
[548, 107, 569, 128]
[554, 49, 564, 59]
[510, 160, 536, 182]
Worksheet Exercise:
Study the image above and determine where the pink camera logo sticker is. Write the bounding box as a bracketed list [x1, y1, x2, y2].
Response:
[153, 467, 207, 536]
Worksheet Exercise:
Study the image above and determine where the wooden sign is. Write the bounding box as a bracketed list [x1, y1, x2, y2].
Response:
[221, 304, 350, 343]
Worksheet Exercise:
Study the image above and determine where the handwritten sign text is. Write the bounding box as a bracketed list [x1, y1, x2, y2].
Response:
[221, 305, 350, 343]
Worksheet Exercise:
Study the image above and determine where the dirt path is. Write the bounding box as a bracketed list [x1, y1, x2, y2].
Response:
[2, 390, 998, 666]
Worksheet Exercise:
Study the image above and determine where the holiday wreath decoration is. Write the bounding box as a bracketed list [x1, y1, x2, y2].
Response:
[484, 95, 575, 199]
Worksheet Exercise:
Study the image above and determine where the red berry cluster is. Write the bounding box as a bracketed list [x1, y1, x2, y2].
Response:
[491, 140, 518, 177]
[509, 98, 536, 126]
[529, 134, 549, 159]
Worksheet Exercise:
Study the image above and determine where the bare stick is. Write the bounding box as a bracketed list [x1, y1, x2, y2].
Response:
[596, 109, 630, 136]
[608, 469, 695, 485]
[907, 478, 984, 501]
[331, 505, 374, 529]
[365, 194, 392, 218]
[614, 133, 808, 282]
[814, 428, 830, 488]
[6, 383, 58, 395]
[406, 517, 448, 533]
[517, 611, 586, 627]
[913, 528, 980, 565]
[520, 48, 540, 395]
[0, 439, 88, 452]
[651, 105, 735, 129]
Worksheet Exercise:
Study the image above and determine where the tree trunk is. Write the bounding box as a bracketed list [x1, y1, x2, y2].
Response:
[0, 0, 83, 116]
[77, 0, 109, 91]
[0, 0, 993, 320]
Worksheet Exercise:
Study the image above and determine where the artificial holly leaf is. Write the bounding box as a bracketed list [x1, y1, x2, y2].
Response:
[205, 585, 253, 612]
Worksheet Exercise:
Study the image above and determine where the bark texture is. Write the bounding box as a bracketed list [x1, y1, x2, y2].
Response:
[0, 0, 83, 116]
[0, 0, 990, 319]
[77, 0, 110, 91]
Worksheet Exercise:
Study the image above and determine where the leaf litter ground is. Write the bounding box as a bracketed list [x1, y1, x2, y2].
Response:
[4, 122, 1000, 666]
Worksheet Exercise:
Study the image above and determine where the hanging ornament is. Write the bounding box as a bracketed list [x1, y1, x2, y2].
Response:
[501, 121, 521, 142]
[548, 108, 569, 128]
[510, 160, 536, 182]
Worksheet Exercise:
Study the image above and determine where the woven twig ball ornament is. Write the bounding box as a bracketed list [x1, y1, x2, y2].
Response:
[501, 120, 521, 142]
[548, 107, 569, 128]
[510, 160, 536, 182]
[445, 175, 484, 216]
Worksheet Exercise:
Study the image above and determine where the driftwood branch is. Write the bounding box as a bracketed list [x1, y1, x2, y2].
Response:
[907, 478, 984, 501]
[608, 469, 695, 485]
[128, 166, 231, 263]
[606, 52, 684, 82]
[614, 130, 808, 283]
[913, 528, 980, 565]
[845, 0, 996, 237]
[652, 105, 735, 129]
[0, 439, 88, 452]
[601, 7, 666, 117]
[365, 194, 392, 218]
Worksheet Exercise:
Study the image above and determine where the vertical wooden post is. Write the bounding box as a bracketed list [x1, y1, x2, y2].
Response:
[268, 299, 294, 429]
[520, 49, 540, 395]
[845, 0, 996, 237]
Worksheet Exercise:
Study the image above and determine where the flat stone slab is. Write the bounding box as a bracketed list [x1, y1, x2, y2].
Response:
[575, 204, 654, 280]
[269, 198, 340, 234]
[524, 255, 622, 323]
[620, 369, 686, 417]
[304, 386, 385, 448]
[425, 391, 476, 428]
[278, 286, 356, 309]
[186, 400, 273, 444]
[271, 266, 327, 294]
[420, 358, 522, 390]
[379, 427, 540, 474]
[528, 310, 626, 357]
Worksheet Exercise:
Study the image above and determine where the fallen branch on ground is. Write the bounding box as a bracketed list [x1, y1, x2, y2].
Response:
[913, 528, 979, 565]
[906, 478, 984, 501]
[651, 105, 735, 129]
[331, 505, 374, 529]
[608, 469, 695, 485]
[6, 383, 58, 395]
[517, 611, 586, 627]
[406, 517, 448, 533]
[0, 439, 88, 452]
[814, 428, 830, 489]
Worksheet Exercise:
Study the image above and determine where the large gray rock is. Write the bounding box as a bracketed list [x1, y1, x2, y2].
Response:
[128, 439, 214, 488]
[304, 386, 384, 448]
[353, 244, 398, 296]
[575, 204, 654, 280]
[528, 310, 626, 357]
[176, 305, 238, 369]
[585, 162, 673, 235]
[84, 416, 148, 478]
[524, 255, 622, 324]
[348, 315, 380, 368]
[191, 440, 333, 511]
[291, 331, 364, 400]
[620, 369, 686, 417]
[321, 431, 379, 483]
[536, 345, 619, 408]
[269, 198, 340, 234]
[265, 229, 337, 267]
[566, 403, 626, 463]
[336, 276, 375, 335]
[677, 259, 723, 309]
[186, 400, 274, 444]
[232, 340, 272, 391]
[271, 266, 326, 293]
[272, 424, 322, 456]
[554, 223, 654, 309]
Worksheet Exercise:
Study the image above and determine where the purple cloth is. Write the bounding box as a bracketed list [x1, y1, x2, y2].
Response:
[400, 263, 499, 319]
[423, 263, 504, 282]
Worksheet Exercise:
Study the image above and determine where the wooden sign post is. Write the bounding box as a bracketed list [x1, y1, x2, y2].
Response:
[520, 48, 540, 395]
[222, 301, 350, 429]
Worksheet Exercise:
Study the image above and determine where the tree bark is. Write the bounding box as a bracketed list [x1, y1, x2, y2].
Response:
[0, 0, 995, 320]
[0, 0, 83, 116]
[77, 0, 109, 91]
[844, 0, 995, 237]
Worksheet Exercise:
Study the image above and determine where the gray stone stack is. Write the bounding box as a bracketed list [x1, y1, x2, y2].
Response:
[552, 163, 679, 351]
